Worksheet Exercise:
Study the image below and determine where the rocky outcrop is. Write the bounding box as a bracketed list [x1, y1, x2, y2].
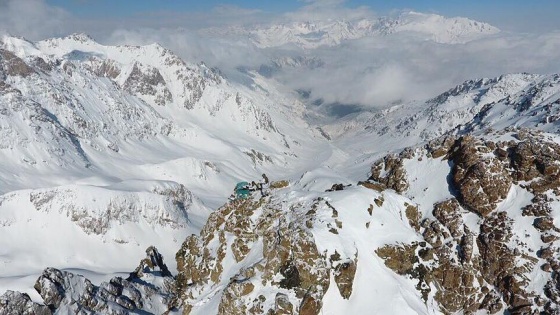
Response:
[367, 153, 409, 193]
[375, 130, 560, 314]
[0, 246, 177, 315]
[90, 58, 121, 79]
[31, 246, 177, 314]
[510, 132, 560, 193]
[28, 183, 192, 235]
[175, 193, 363, 314]
[0, 49, 35, 77]
[0, 291, 51, 315]
[123, 62, 173, 106]
[448, 135, 512, 217]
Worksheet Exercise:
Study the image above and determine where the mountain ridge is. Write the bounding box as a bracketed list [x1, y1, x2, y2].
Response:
[2, 29, 560, 314]
[201, 11, 500, 49]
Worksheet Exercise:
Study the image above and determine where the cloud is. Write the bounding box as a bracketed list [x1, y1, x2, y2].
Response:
[270, 31, 560, 109]
[0, 0, 69, 40]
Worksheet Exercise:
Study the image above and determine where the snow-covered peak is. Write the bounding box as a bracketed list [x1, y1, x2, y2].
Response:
[383, 11, 500, 44]
[209, 11, 500, 49]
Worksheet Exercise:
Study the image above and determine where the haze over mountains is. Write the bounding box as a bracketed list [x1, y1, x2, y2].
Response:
[1, 3, 560, 315]
[202, 11, 500, 48]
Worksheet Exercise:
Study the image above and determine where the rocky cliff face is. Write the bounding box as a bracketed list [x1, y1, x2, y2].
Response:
[368, 129, 560, 314]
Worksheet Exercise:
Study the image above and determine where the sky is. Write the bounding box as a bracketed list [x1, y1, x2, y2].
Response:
[1, 0, 560, 111]
[40, 0, 560, 32]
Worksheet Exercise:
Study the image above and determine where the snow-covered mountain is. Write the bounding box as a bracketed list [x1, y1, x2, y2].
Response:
[324, 73, 560, 159]
[204, 11, 500, 49]
[0, 32, 327, 300]
[3, 30, 560, 314]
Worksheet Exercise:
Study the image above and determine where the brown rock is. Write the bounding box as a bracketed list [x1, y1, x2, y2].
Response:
[522, 194, 552, 217]
[538, 246, 555, 259]
[357, 181, 385, 192]
[534, 216, 557, 232]
[369, 154, 409, 193]
[449, 137, 512, 217]
[274, 293, 293, 315]
[541, 234, 559, 243]
[367, 204, 373, 216]
[333, 259, 358, 299]
[299, 296, 321, 315]
[405, 203, 421, 231]
[374, 196, 384, 207]
[433, 199, 463, 238]
[270, 180, 289, 189]
[376, 244, 417, 275]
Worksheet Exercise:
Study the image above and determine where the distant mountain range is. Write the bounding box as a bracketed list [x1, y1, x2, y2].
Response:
[202, 11, 500, 49]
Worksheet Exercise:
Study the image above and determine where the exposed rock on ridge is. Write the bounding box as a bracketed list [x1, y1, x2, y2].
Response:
[0, 246, 177, 315]
[375, 129, 560, 314]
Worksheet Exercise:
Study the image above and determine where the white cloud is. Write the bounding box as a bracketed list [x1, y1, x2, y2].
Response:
[0, 0, 69, 40]
[272, 32, 560, 108]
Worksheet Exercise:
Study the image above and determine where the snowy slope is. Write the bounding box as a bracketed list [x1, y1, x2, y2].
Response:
[3, 30, 560, 314]
[0, 33, 327, 301]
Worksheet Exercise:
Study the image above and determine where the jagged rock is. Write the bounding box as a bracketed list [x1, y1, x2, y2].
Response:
[123, 62, 173, 106]
[542, 233, 559, 243]
[510, 136, 560, 193]
[274, 293, 294, 314]
[129, 246, 172, 279]
[0, 49, 35, 77]
[33, 57, 52, 72]
[176, 196, 368, 314]
[333, 258, 358, 299]
[538, 246, 555, 259]
[374, 196, 384, 207]
[376, 244, 418, 275]
[433, 199, 463, 238]
[279, 261, 302, 289]
[357, 181, 385, 192]
[426, 135, 456, 159]
[405, 203, 421, 231]
[0, 290, 51, 315]
[534, 216, 557, 232]
[459, 228, 474, 263]
[478, 212, 534, 312]
[449, 136, 512, 217]
[90, 58, 121, 79]
[522, 194, 552, 216]
[32, 247, 176, 314]
[369, 154, 409, 193]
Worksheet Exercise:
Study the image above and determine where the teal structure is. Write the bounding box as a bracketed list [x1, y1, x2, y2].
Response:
[235, 181, 251, 199]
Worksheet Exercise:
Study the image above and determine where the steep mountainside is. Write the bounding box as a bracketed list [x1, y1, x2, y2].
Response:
[0, 33, 324, 299]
